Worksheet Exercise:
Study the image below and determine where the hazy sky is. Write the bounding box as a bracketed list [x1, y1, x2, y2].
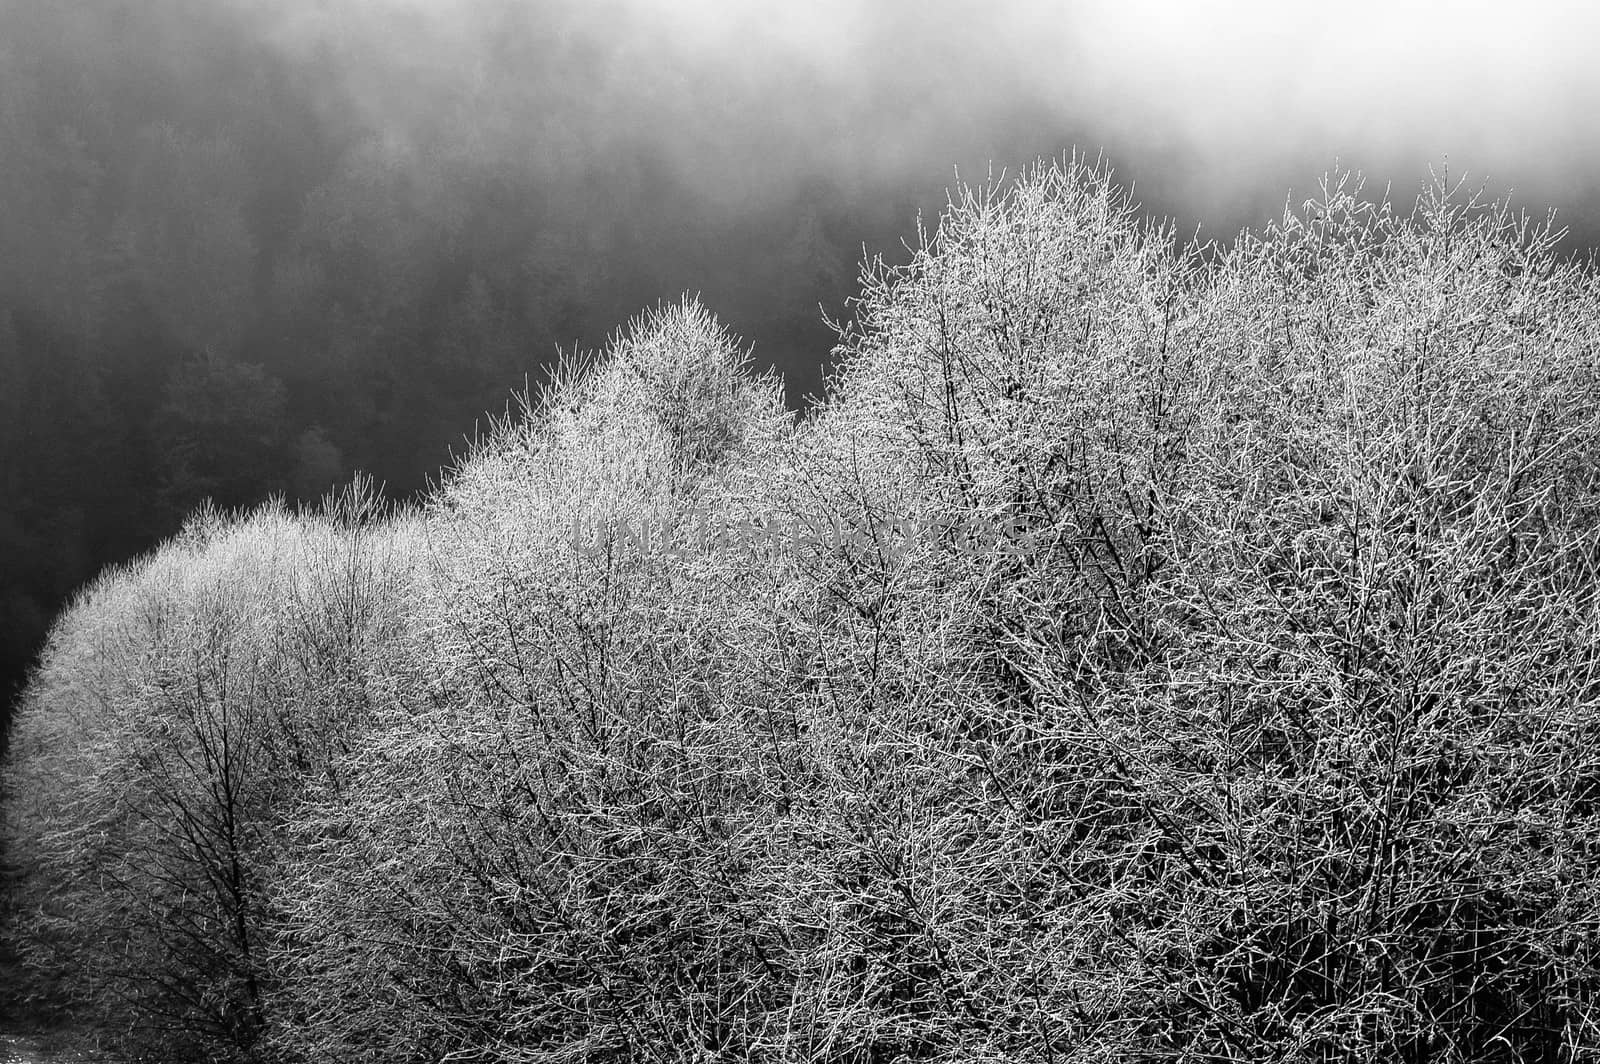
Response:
[242, 0, 1600, 243]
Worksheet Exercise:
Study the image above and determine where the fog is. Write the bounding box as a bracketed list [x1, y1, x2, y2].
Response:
[241, 0, 1600, 232]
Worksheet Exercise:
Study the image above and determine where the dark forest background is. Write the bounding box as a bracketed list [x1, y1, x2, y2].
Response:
[0, 0, 931, 738]
[4, 0, 1600, 749]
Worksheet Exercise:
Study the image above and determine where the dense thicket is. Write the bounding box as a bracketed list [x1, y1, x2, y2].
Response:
[8, 159, 1600, 1062]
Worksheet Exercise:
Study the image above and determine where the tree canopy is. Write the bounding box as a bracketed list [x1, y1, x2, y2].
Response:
[7, 158, 1600, 1062]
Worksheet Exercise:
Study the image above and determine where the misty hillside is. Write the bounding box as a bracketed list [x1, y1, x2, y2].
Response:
[7, 158, 1600, 1062]
[0, 0, 948, 737]
[11, 0, 1600, 754]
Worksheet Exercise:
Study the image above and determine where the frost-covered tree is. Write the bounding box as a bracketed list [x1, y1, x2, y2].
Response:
[265, 299, 796, 1062]
[2, 482, 418, 1062]
[10, 159, 1600, 1064]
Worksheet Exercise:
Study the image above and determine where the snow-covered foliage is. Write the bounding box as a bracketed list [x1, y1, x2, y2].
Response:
[8, 161, 1600, 1062]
